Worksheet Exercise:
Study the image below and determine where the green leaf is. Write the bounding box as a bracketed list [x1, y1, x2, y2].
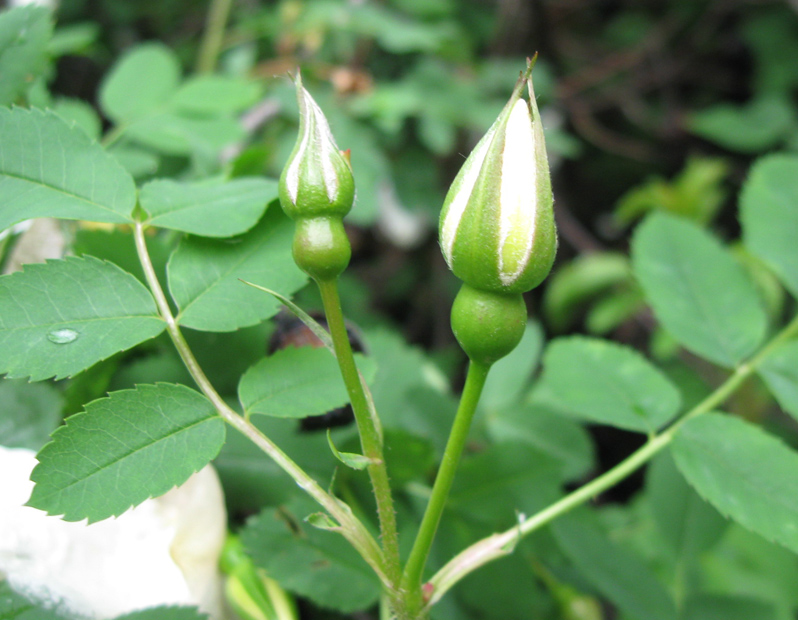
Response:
[758, 339, 798, 422]
[672, 412, 798, 554]
[646, 452, 726, 561]
[0, 6, 52, 106]
[123, 113, 244, 156]
[680, 594, 777, 620]
[552, 510, 677, 620]
[28, 383, 225, 522]
[0, 256, 165, 380]
[480, 320, 544, 411]
[113, 607, 208, 620]
[52, 97, 103, 140]
[140, 177, 276, 237]
[242, 499, 381, 612]
[170, 75, 262, 115]
[0, 581, 68, 620]
[0, 108, 137, 232]
[238, 346, 376, 419]
[536, 336, 681, 433]
[448, 443, 561, 528]
[0, 379, 62, 449]
[99, 43, 181, 123]
[688, 96, 795, 153]
[740, 154, 798, 298]
[486, 403, 594, 482]
[326, 430, 372, 470]
[632, 213, 768, 367]
[168, 208, 307, 332]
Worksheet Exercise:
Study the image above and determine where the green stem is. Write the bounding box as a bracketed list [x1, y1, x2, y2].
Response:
[316, 278, 403, 589]
[402, 360, 491, 610]
[196, 0, 234, 73]
[424, 311, 798, 609]
[132, 220, 388, 586]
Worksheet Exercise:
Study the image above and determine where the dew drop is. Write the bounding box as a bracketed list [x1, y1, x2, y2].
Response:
[48, 328, 79, 344]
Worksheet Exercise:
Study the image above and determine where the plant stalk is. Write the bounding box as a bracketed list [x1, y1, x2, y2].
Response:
[196, 0, 234, 73]
[424, 310, 798, 609]
[132, 220, 388, 586]
[315, 278, 403, 591]
[402, 360, 491, 613]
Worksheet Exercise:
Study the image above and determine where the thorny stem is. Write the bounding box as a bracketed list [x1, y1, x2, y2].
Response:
[196, 0, 234, 73]
[424, 311, 798, 610]
[402, 360, 491, 614]
[132, 219, 389, 587]
[316, 278, 403, 592]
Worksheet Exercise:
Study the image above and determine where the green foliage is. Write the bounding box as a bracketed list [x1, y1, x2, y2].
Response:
[28, 383, 225, 522]
[0, 581, 68, 620]
[242, 499, 381, 613]
[0, 256, 165, 380]
[672, 413, 798, 555]
[758, 340, 798, 421]
[537, 336, 681, 433]
[0, 108, 136, 231]
[740, 154, 798, 298]
[0, 6, 52, 106]
[0, 379, 62, 450]
[632, 213, 768, 367]
[238, 346, 375, 418]
[167, 208, 307, 332]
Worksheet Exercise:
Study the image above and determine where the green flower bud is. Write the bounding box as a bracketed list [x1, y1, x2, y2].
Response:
[279, 73, 356, 220]
[439, 57, 557, 294]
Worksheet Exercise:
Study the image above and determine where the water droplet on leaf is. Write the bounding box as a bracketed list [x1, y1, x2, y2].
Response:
[48, 328, 79, 344]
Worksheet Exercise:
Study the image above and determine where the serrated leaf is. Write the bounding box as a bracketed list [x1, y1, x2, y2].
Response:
[0, 256, 165, 380]
[537, 336, 681, 433]
[113, 607, 209, 620]
[170, 75, 262, 115]
[168, 209, 307, 332]
[672, 412, 798, 554]
[140, 177, 276, 237]
[740, 154, 798, 297]
[238, 346, 376, 419]
[646, 452, 726, 561]
[758, 339, 798, 422]
[99, 43, 181, 123]
[0, 379, 62, 449]
[28, 383, 225, 522]
[0, 6, 52, 106]
[632, 213, 768, 367]
[0, 108, 137, 232]
[552, 510, 677, 620]
[52, 97, 102, 140]
[242, 499, 380, 612]
[326, 430, 372, 470]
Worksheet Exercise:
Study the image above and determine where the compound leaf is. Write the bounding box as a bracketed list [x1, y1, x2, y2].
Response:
[632, 213, 767, 367]
[28, 383, 225, 523]
[140, 177, 276, 237]
[0, 108, 137, 232]
[0, 256, 165, 380]
[672, 412, 798, 555]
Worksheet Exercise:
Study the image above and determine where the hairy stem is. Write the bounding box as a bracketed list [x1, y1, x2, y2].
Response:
[133, 220, 388, 585]
[402, 360, 490, 612]
[316, 278, 403, 591]
[424, 311, 798, 609]
[196, 0, 233, 73]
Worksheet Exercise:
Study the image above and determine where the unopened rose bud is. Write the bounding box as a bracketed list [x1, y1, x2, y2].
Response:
[439, 56, 556, 295]
[279, 73, 355, 221]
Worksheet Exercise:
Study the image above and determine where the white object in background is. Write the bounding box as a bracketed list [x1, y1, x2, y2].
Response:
[0, 446, 228, 619]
